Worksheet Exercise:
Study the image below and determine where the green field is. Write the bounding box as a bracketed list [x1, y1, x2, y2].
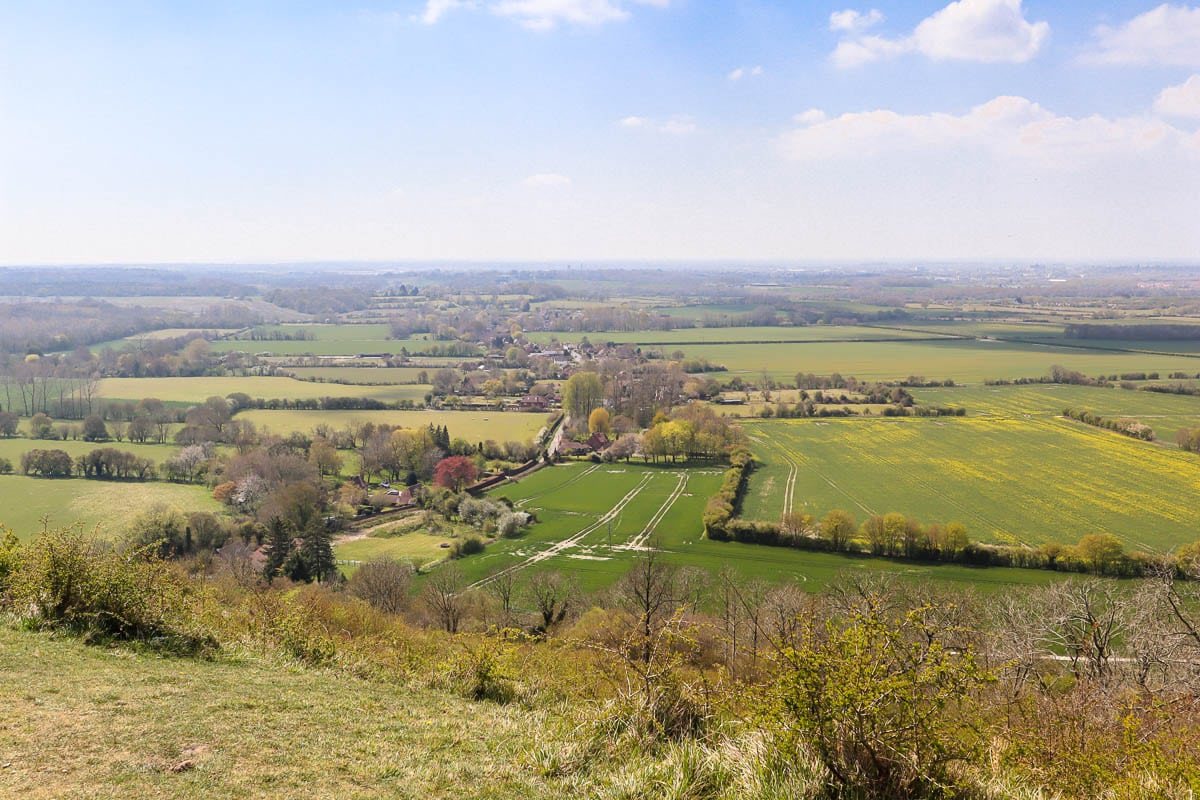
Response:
[97, 377, 431, 405]
[0, 437, 179, 467]
[911, 383, 1200, 429]
[286, 366, 432, 384]
[0, 476, 222, 541]
[336, 530, 453, 572]
[524, 325, 951, 346]
[207, 324, 477, 357]
[672, 338, 1200, 383]
[742, 416, 1200, 553]
[238, 409, 549, 444]
[449, 462, 1061, 593]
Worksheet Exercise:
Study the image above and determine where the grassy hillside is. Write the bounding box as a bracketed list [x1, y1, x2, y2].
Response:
[0, 627, 575, 800]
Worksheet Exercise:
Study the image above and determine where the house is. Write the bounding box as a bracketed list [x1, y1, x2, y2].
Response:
[519, 394, 549, 411]
[557, 439, 591, 456]
[378, 486, 416, 506]
[586, 432, 611, 452]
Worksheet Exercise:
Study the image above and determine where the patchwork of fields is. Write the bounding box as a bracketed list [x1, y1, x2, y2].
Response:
[447, 462, 1061, 593]
[742, 416, 1200, 553]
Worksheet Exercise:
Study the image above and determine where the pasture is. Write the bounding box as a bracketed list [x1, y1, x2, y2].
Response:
[742, 416, 1200, 553]
[286, 366, 431, 384]
[449, 462, 1060, 593]
[335, 531, 453, 573]
[0, 437, 177, 466]
[671, 338, 1200, 384]
[97, 376, 432, 406]
[206, 324, 474, 357]
[0, 476, 221, 541]
[238, 409, 549, 444]
[523, 325, 950, 346]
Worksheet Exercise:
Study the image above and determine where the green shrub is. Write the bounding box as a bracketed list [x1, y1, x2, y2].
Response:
[450, 535, 485, 559]
[10, 525, 215, 654]
[770, 605, 992, 798]
[0, 528, 21, 599]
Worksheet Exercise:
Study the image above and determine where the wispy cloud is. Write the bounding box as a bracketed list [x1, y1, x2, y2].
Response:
[829, 9, 883, 34]
[416, 0, 670, 30]
[416, 0, 476, 24]
[777, 95, 1199, 164]
[831, 0, 1048, 68]
[1082, 4, 1200, 67]
[727, 65, 763, 82]
[617, 114, 696, 134]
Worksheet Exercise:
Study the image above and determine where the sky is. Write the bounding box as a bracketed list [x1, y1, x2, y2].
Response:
[1, 0, 1198, 265]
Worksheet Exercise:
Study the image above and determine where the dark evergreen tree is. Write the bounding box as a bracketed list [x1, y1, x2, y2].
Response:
[263, 517, 294, 581]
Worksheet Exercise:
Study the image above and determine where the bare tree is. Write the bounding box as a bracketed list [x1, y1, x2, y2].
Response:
[422, 563, 466, 633]
[215, 538, 262, 590]
[486, 568, 521, 628]
[526, 570, 576, 632]
[348, 557, 413, 615]
[1043, 579, 1126, 683]
[617, 545, 686, 665]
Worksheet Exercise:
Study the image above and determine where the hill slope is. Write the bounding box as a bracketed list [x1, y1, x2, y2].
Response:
[0, 627, 570, 800]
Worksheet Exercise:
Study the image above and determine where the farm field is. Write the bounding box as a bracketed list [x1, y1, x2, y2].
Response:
[97, 377, 432, 405]
[238, 409, 549, 443]
[672, 338, 1200, 383]
[89, 328, 242, 350]
[911, 383, 1200, 427]
[286, 366, 431, 384]
[451, 462, 1061, 594]
[335, 530, 453, 573]
[742, 417, 1200, 553]
[0, 437, 179, 466]
[523, 325, 953, 346]
[206, 324, 474, 357]
[0, 476, 221, 541]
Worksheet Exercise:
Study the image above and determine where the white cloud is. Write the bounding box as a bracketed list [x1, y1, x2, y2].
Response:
[727, 65, 763, 81]
[1085, 4, 1200, 67]
[831, 0, 1048, 68]
[1155, 75, 1200, 118]
[489, 0, 669, 30]
[416, 0, 475, 24]
[829, 9, 883, 33]
[777, 95, 1199, 164]
[617, 114, 696, 134]
[522, 172, 572, 187]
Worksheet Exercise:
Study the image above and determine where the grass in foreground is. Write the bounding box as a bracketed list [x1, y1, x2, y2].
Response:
[0, 626, 572, 800]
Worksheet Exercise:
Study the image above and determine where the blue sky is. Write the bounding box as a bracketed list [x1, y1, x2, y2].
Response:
[1, 0, 1197, 264]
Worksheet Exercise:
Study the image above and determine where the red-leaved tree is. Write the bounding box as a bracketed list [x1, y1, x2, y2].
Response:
[433, 456, 479, 491]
